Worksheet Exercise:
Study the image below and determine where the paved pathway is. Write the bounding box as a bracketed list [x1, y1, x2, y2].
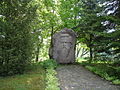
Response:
[56, 65, 120, 90]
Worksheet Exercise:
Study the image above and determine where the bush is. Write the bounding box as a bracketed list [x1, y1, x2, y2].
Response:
[113, 59, 120, 66]
[45, 68, 60, 90]
[40, 59, 57, 69]
[85, 64, 120, 85]
[40, 59, 60, 90]
[0, 0, 37, 76]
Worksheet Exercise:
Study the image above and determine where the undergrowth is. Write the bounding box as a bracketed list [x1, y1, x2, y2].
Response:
[40, 59, 60, 90]
[0, 63, 46, 90]
[81, 61, 120, 85]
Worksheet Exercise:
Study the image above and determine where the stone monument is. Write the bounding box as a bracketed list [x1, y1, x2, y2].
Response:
[49, 28, 76, 64]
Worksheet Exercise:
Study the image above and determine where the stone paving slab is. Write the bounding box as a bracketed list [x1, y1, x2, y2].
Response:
[56, 65, 120, 90]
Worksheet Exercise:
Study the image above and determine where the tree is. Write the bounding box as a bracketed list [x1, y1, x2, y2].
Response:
[0, 0, 38, 76]
[93, 0, 120, 62]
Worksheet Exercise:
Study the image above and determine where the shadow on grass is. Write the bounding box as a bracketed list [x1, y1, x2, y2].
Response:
[0, 63, 46, 90]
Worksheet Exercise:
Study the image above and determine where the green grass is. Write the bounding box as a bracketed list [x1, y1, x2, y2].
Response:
[85, 64, 120, 85]
[45, 68, 60, 90]
[0, 64, 46, 90]
[40, 59, 60, 90]
[77, 58, 120, 85]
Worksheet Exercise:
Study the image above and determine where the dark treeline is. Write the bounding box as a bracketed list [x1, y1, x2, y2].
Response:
[0, 0, 120, 76]
[70, 0, 120, 63]
[0, 0, 38, 76]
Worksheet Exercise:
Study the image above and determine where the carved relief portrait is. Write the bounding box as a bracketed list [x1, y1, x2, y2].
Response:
[50, 28, 76, 64]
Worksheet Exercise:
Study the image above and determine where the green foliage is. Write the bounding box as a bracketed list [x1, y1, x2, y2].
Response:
[40, 59, 60, 90]
[0, 0, 120, 79]
[0, 0, 38, 76]
[58, 0, 120, 63]
[113, 79, 120, 85]
[84, 62, 120, 85]
[113, 60, 120, 66]
[40, 59, 58, 69]
[0, 63, 46, 90]
[45, 68, 60, 90]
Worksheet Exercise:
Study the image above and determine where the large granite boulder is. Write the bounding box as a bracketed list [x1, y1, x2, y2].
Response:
[49, 28, 76, 64]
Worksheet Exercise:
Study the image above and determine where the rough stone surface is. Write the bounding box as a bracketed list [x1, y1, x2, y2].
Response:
[56, 65, 120, 90]
[50, 28, 76, 64]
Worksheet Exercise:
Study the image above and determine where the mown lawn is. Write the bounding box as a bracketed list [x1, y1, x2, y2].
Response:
[0, 64, 46, 90]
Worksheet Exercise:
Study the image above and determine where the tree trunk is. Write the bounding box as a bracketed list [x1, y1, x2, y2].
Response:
[89, 46, 93, 63]
[89, 34, 93, 63]
[35, 44, 40, 62]
[76, 47, 81, 57]
[81, 48, 89, 57]
[49, 26, 54, 59]
[35, 35, 43, 62]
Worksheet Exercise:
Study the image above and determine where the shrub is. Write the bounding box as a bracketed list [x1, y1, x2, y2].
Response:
[0, 0, 37, 76]
[40, 59, 57, 69]
[85, 64, 120, 85]
[45, 68, 60, 90]
[40, 59, 60, 90]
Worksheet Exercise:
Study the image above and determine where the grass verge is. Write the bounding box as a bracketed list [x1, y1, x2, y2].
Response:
[80, 61, 120, 85]
[0, 64, 46, 90]
[40, 59, 60, 90]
